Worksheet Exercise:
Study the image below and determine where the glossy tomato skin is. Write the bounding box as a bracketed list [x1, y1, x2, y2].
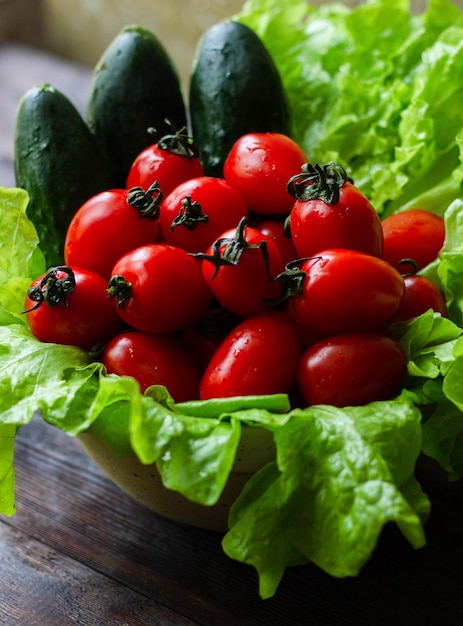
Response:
[252, 217, 299, 266]
[102, 331, 201, 401]
[200, 223, 284, 318]
[159, 176, 249, 252]
[64, 189, 160, 279]
[289, 181, 384, 259]
[126, 143, 204, 197]
[391, 275, 448, 323]
[200, 311, 301, 399]
[25, 267, 120, 351]
[109, 243, 213, 334]
[223, 132, 307, 214]
[297, 332, 407, 407]
[381, 209, 445, 270]
[291, 249, 405, 336]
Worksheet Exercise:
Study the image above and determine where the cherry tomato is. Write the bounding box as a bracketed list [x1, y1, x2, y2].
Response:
[64, 188, 161, 279]
[252, 216, 299, 266]
[391, 273, 448, 323]
[289, 249, 405, 336]
[159, 176, 249, 252]
[381, 209, 445, 270]
[223, 132, 307, 214]
[200, 311, 301, 400]
[297, 332, 407, 407]
[24, 266, 120, 351]
[107, 243, 213, 334]
[179, 307, 241, 372]
[198, 218, 284, 318]
[126, 124, 204, 196]
[102, 331, 201, 401]
[288, 163, 383, 258]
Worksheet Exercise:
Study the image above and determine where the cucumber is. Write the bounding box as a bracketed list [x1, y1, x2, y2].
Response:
[86, 25, 187, 187]
[14, 84, 112, 267]
[188, 20, 291, 177]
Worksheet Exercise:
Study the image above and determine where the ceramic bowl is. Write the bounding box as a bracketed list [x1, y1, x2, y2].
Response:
[78, 425, 275, 532]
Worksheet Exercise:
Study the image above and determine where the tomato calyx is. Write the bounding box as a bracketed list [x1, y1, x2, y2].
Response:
[287, 161, 352, 204]
[148, 118, 199, 159]
[107, 275, 132, 309]
[192, 217, 270, 280]
[127, 180, 164, 219]
[23, 266, 76, 312]
[170, 195, 209, 231]
[265, 258, 311, 309]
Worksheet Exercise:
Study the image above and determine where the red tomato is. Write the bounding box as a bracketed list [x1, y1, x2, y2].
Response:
[223, 132, 307, 214]
[288, 163, 383, 258]
[102, 331, 201, 401]
[252, 217, 299, 266]
[381, 209, 445, 270]
[126, 125, 204, 196]
[159, 176, 249, 252]
[289, 249, 405, 336]
[391, 274, 448, 323]
[200, 311, 301, 399]
[179, 307, 241, 372]
[107, 243, 213, 333]
[199, 218, 284, 318]
[297, 332, 407, 407]
[25, 266, 120, 351]
[64, 188, 160, 279]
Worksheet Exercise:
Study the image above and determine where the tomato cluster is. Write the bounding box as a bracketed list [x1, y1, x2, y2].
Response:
[24, 128, 448, 407]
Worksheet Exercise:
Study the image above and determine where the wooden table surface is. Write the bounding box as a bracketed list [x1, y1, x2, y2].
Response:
[1, 41, 463, 626]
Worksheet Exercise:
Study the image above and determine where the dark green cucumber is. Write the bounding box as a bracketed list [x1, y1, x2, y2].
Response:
[188, 20, 291, 177]
[86, 25, 187, 187]
[14, 84, 112, 267]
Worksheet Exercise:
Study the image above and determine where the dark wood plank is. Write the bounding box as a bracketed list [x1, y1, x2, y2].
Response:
[0, 523, 198, 626]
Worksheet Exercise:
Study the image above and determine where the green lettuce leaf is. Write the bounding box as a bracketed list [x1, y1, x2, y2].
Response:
[236, 0, 463, 217]
[223, 395, 428, 599]
[0, 424, 17, 516]
[0, 186, 46, 324]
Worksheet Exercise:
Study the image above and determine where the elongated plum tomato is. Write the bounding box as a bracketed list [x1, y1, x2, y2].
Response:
[24, 266, 120, 351]
[381, 209, 445, 270]
[102, 331, 201, 401]
[288, 163, 383, 258]
[199, 219, 284, 318]
[290, 248, 405, 336]
[200, 311, 301, 400]
[297, 332, 407, 407]
[391, 274, 448, 323]
[159, 176, 249, 252]
[107, 243, 213, 334]
[223, 132, 307, 214]
[64, 188, 160, 279]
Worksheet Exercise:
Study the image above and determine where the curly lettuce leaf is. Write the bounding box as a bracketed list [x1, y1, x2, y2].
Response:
[422, 396, 463, 481]
[0, 324, 95, 514]
[0, 186, 45, 324]
[0, 425, 17, 516]
[236, 0, 463, 216]
[223, 395, 428, 599]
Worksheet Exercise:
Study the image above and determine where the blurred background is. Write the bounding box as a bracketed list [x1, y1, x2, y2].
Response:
[2, 0, 458, 90]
